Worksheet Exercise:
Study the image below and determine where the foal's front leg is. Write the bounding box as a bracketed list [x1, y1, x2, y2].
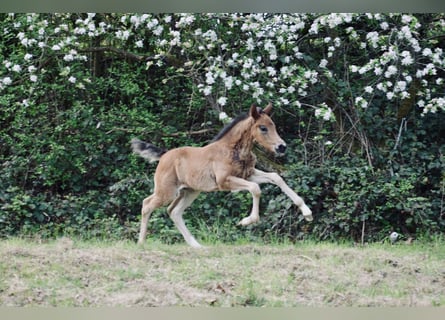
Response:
[248, 169, 313, 221]
[221, 176, 262, 226]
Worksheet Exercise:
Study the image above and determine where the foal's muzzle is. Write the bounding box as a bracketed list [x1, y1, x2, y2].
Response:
[275, 143, 287, 155]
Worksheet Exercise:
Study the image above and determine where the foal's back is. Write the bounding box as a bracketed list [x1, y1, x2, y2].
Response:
[154, 144, 223, 193]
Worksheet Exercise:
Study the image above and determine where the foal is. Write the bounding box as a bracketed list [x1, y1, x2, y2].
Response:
[132, 103, 313, 248]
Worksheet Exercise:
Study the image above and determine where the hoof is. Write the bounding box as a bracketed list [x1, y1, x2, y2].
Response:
[238, 216, 259, 226]
[301, 205, 313, 222]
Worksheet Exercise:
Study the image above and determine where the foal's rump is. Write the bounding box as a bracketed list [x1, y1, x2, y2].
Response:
[132, 139, 219, 192]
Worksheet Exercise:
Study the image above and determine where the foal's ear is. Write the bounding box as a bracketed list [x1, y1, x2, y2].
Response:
[263, 103, 273, 115]
[250, 103, 261, 120]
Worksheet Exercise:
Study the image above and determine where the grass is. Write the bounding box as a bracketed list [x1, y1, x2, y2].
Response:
[0, 237, 444, 306]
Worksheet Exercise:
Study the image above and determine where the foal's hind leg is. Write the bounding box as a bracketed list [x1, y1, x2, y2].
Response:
[138, 194, 166, 245]
[168, 189, 202, 248]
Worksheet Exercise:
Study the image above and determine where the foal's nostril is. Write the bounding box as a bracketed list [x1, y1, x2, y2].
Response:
[276, 144, 287, 154]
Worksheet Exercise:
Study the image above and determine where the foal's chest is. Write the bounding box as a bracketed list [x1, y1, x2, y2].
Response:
[231, 151, 256, 179]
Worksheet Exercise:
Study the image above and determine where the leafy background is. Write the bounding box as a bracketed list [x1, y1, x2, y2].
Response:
[1, 13, 444, 243]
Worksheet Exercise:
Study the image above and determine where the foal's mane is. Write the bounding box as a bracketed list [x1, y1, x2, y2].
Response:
[211, 113, 249, 142]
[211, 107, 265, 142]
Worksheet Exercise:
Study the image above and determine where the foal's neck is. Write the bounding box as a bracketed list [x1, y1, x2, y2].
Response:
[223, 117, 255, 156]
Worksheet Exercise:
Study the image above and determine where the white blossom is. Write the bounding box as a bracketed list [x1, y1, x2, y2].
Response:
[217, 96, 227, 106]
[12, 64, 21, 72]
[386, 92, 394, 100]
[376, 82, 386, 92]
[423, 98, 445, 114]
[400, 91, 410, 99]
[366, 31, 379, 48]
[63, 54, 74, 61]
[422, 48, 432, 57]
[75, 27, 86, 35]
[205, 71, 215, 85]
[400, 51, 413, 66]
[2, 77, 12, 85]
[359, 66, 370, 75]
[116, 30, 130, 41]
[224, 76, 234, 90]
[384, 65, 398, 78]
[153, 26, 163, 36]
[203, 86, 212, 95]
[365, 86, 373, 94]
[395, 81, 407, 92]
[315, 103, 334, 121]
[401, 15, 412, 24]
[203, 29, 217, 42]
[246, 38, 255, 51]
[280, 97, 289, 105]
[380, 22, 389, 30]
[355, 96, 368, 108]
[266, 66, 276, 77]
[130, 15, 141, 28]
[219, 111, 231, 123]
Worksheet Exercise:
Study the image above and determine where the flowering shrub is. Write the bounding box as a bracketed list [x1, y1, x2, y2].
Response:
[2, 14, 444, 117]
[1, 13, 444, 241]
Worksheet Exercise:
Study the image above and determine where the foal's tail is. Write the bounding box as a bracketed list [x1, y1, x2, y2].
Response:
[131, 138, 167, 163]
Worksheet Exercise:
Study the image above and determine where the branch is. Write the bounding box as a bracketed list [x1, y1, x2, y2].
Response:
[166, 129, 214, 137]
[80, 47, 186, 67]
[105, 127, 214, 137]
[80, 46, 153, 62]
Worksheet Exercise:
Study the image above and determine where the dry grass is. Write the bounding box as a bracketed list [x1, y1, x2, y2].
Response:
[0, 238, 444, 306]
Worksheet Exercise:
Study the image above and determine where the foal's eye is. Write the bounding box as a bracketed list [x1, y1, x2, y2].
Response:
[259, 125, 268, 133]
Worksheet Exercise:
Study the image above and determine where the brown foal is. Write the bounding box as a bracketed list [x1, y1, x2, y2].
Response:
[132, 103, 312, 248]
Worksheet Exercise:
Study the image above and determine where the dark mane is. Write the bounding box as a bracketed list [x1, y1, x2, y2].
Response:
[211, 112, 249, 142]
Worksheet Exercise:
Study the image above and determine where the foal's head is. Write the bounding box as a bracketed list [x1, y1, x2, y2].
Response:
[249, 103, 287, 156]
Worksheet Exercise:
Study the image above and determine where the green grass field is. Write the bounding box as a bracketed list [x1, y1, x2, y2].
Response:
[0, 238, 444, 306]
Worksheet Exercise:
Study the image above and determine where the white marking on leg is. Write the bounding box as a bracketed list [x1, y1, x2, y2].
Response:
[138, 195, 157, 245]
[248, 169, 313, 221]
[169, 190, 202, 248]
